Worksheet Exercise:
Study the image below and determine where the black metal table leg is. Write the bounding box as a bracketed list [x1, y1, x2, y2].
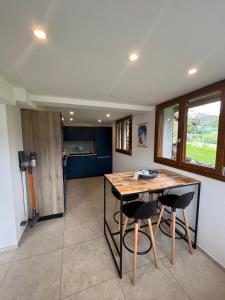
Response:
[119, 195, 123, 278]
[104, 176, 106, 235]
[193, 182, 201, 249]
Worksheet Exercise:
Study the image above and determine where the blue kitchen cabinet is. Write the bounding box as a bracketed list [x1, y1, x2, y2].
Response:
[95, 127, 112, 175]
[66, 155, 97, 179]
[64, 126, 95, 141]
[95, 127, 112, 156]
[65, 127, 112, 179]
[96, 156, 112, 175]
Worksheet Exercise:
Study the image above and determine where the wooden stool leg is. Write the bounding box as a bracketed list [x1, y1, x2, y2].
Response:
[154, 205, 165, 238]
[170, 208, 173, 236]
[147, 219, 159, 268]
[182, 209, 193, 254]
[171, 210, 176, 265]
[132, 222, 139, 285]
[138, 222, 141, 244]
[110, 198, 119, 230]
[122, 216, 129, 237]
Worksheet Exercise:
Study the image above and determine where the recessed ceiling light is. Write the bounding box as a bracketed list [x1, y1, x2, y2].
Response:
[69, 111, 74, 115]
[33, 28, 47, 40]
[188, 68, 197, 75]
[129, 52, 139, 62]
[106, 113, 110, 117]
[98, 119, 102, 123]
[69, 118, 74, 121]
[61, 117, 64, 121]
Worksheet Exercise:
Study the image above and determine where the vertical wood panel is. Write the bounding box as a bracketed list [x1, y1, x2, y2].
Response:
[21, 110, 64, 217]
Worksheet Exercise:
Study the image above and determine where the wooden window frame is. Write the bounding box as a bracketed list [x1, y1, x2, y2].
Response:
[154, 79, 225, 182]
[116, 115, 132, 156]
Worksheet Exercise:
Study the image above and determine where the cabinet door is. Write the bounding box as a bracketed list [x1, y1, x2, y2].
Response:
[95, 127, 112, 156]
[66, 156, 97, 179]
[64, 127, 94, 141]
[96, 156, 112, 175]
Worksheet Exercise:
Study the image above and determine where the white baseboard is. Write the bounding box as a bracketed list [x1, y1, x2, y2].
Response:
[0, 244, 18, 253]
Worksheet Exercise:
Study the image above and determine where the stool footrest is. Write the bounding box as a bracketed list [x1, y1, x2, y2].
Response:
[159, 218, 187, 240]
[123, 228, 152, 255]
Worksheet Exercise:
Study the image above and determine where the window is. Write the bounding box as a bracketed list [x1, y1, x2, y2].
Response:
[155, 80, 225, 181]
[116, 115, 132, 155]
[159, 104, 179, 160]
[185, 93, 221, 168]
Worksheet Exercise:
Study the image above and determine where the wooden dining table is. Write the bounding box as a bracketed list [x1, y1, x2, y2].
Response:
[104, 169, 201, 278]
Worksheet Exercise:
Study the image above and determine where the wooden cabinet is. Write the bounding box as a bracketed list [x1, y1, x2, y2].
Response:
[21, 110, 64, 217]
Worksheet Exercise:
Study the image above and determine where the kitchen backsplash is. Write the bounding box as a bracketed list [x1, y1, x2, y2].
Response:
[64, 141, 95, 154]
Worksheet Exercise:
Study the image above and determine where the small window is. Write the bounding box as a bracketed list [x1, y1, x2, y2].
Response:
[159, 104, 179, 160]
[185, 92, 221, 168]
[116, 115, 132, 155]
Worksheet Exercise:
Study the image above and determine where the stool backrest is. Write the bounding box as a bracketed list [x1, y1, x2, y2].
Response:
[112, 186, 139, 202]
[173, 191, 194, 209]
[133, 200, 158, 220]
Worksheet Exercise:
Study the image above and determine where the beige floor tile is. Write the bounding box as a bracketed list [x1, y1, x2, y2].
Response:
[154, 227, 189, 259]
[0, 249, 16, 266]
[0, 264, 10, 285]
[60, 237, 116, 298]
[65, 202, 95, 223]
[64, 278, 125, 300]
[120, 263, 190, 300]
[162, 249, 225, 300]
[14, 218, 64, 261]
[64, 215, 102, 247]
[0, 250, 62, 300]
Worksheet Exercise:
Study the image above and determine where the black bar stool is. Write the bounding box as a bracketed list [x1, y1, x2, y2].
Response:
[121, 200, 159, 285]
[155, 191, 194, 265]
[111, 186, 139, 225]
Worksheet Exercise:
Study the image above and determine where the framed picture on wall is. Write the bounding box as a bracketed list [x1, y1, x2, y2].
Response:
[137, 122, 148, 147]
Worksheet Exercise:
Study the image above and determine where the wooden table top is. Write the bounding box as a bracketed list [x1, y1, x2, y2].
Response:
[105, 169, 200, 196]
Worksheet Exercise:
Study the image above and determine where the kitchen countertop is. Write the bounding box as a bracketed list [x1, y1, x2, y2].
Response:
[63, 153, 96, 157]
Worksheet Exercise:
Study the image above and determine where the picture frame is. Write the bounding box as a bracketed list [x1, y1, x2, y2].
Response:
[137, 122, 148, 147]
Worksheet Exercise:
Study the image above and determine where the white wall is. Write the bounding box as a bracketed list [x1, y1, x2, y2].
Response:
[113, 111, 225, 268]
[113, 112, 155, 172]
[6, 105, 28, 242]
[0, 104, 27, 250]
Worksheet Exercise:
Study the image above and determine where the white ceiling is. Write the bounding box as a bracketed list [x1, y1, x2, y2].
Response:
[45, 106, 129, 124]
[0, 0, 225, 107]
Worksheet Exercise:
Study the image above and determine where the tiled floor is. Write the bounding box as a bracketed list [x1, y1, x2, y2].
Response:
[0, 176, 225, 299]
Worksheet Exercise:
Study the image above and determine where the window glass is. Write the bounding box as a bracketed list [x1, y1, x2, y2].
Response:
[116, 116, 132, 155]
[185, 95, 221, 168]
[160, 104, 179, 160]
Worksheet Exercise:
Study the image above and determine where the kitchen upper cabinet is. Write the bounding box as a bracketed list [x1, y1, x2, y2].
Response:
[95, 127, 112, 156]
[64, 126, 95, 141]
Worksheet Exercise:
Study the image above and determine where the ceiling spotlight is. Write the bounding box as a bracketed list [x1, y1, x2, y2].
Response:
[69, 118, 74, 121]
[106, 113, 110, 117]
[33, 28, 47, 40]
[61, 117, 64, 121]
[188, 68, 197, 75]
[69, 111, 74, 115]
[129, 52, 139, 62]
[98, 119, 102, 123]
